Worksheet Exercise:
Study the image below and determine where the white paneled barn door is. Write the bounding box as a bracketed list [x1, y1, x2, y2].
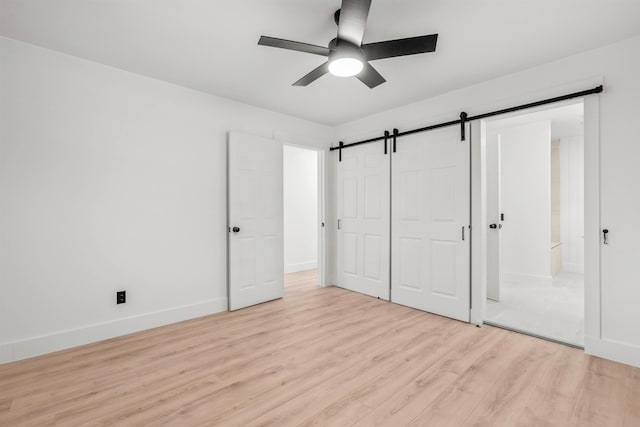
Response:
[391, 126, 470, 322]
[228, 132, 284, 311]
[337, 142, 390, 300]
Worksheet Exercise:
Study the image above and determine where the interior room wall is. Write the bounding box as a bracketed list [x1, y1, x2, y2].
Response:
[283, 145, 318, 274]
[0, 37, 333, 363]
[2, 32, 639, 367]
[334, 34, 640, 367]
[499, 121, 552, 284]
[559, 135, 585, 273]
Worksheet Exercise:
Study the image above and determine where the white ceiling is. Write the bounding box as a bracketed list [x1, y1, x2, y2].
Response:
[1, 0, 639, 125]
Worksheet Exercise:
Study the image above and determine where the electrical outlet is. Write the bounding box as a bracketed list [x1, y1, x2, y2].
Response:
[116, 290, 126, 304]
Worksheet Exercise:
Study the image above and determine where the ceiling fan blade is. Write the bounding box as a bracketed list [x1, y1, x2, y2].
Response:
[356, 62, 385, 88]
[292, 62, 330, 86]
[337, 0, 372, 46]
[258, 36, 330, 56]
[362, 34, 438, 61]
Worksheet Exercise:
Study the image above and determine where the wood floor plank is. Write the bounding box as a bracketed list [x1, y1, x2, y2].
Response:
[246, 314, 454, 426]
[511, 344, 589, 427]
[624, 366, 640, 426]
[400, 328, 517, 427]
[350, 325, 509, 427]
[459, 335, 558, 427]
[104, 306, 426, 426]
[568, 356, 629, 427]
[0, 269, 637, 427]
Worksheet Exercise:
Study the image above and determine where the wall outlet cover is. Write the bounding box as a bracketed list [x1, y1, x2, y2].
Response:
[116, 291, 126, 304]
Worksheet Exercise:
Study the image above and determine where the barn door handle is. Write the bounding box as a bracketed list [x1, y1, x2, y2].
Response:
[337, 219, 341, 230]
[462, 226, 465, 241]
[603, 229, 609, 244]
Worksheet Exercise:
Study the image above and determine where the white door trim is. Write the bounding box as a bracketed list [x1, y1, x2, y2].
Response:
[282, 143, 326, 286]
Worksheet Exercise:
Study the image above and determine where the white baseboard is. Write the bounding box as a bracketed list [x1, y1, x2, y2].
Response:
[585, 336, 640, 368]
[501, 271, 553, 287]
[0, 297, 227, 364]
[284, 261, 317, 274]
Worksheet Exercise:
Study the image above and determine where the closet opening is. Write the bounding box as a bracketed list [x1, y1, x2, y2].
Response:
[481, 101, 585, 347]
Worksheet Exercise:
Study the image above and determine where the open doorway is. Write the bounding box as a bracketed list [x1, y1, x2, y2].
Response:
[283, 145, 321, 291]
[227, 133, 326, 311]
[483, 102, 585, 347]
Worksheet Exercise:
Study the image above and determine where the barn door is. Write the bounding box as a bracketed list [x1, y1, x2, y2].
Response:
[228, 132, 283, 311]
[337, 142, 390, 300]
[391, 125, 470, 321]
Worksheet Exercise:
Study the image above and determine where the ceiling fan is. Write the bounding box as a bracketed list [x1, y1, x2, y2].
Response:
[257, 0, 438, 89]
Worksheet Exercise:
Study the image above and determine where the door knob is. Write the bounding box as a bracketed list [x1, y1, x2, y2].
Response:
[232, 226, 240, 233]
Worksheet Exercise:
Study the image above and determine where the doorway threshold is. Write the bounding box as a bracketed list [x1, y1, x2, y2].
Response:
[483, 320, 584, 350]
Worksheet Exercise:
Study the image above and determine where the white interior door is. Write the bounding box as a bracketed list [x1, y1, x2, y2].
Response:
[391, 126, 470, 322]
[337, 142, 390, 300]
[228, 132, 283, 311]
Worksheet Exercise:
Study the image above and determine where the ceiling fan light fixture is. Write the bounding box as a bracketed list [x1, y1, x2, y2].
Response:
[328, 57, 363, 77]
[328, 41, 365, 77]
[258, 0, 439, 88]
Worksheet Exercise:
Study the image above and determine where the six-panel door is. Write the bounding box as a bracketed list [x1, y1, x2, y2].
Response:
[228, 132, 284, 311]
[391, 126, 470, 322]
[337, 142, 390, 300]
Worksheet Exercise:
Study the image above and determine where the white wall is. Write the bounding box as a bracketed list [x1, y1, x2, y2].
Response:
[560, 135, 585, 273]
[499, 121, 552, 283]
[283, 145, 317, 273]
[0, 37, 333, 363]
[335, 35, 640, 367]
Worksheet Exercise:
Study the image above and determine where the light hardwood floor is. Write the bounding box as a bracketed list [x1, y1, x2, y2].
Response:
[1, 269, 638, 426]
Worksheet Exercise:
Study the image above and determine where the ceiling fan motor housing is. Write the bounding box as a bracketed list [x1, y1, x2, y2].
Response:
[329, 40, 364, 62]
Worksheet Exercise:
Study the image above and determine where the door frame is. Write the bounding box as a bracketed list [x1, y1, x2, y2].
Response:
[282, 143, 327, 286]
[485, 129, 501, 302]
[470, 94, 600, 355]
